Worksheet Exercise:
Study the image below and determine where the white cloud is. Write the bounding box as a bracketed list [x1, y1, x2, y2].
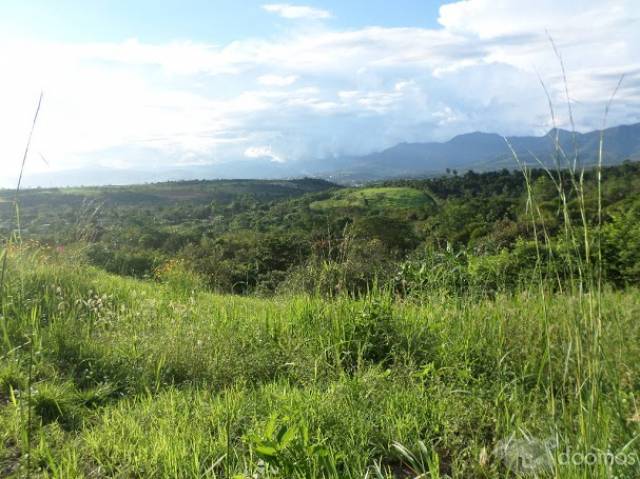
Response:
[245, 145, 285, 163]
[1, 0, 639, 185]
[258, 74, 298, 86]
[262, 3, 332, 20]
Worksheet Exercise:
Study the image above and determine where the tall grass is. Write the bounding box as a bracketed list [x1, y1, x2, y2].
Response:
[0, 92, 42, 299]
[0, 92, 43, 479]
[501, 40, 632, 478]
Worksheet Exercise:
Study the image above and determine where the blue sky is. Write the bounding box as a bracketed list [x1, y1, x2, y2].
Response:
[0, 1, 445, 43]
[0, 0, 639, 184]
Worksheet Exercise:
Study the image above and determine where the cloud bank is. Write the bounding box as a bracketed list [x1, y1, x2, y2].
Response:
[1, 0, 638, 185]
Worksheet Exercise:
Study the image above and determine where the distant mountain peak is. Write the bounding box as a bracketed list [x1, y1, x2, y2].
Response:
[448, 131, 503, 144]
[316, 122, 640, 182]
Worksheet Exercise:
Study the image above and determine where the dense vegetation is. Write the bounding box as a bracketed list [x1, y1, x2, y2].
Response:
[2, 161, 639, 296]
[1, 161, 639, 477]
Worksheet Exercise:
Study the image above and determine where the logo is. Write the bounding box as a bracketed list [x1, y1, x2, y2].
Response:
[493, 434, 639, 476]
[493, 434, 556, 474]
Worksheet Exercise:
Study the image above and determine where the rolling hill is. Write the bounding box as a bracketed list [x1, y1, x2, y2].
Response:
[309, 187, 436, 213]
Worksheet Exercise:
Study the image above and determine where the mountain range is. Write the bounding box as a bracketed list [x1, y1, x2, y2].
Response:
[14, 122, 640, 188]
[314, 122, 640, 182]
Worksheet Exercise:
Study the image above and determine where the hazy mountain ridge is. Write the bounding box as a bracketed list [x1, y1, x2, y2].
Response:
[322, 122, 640, 181]
[13, 122, 640, 188]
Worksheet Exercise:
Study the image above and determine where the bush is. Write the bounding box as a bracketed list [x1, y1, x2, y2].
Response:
[154, 259, 204, 295]
[601, 206, 640, 286]
[86, 244, 161, 278]
[280, 239, 396, 297]
[396, 246, 471, 296]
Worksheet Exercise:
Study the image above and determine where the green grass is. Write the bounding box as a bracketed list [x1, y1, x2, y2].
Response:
[310, 187, 435, 213]
[0, 251, 639, 478]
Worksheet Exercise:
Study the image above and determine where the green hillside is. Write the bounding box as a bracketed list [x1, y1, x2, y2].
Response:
[310, 186, 436, 213]
[0, 178, 337, 209]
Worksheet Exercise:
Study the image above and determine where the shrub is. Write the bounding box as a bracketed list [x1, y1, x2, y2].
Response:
[153, 259, 204, 295]
[601, 206, 640, 286]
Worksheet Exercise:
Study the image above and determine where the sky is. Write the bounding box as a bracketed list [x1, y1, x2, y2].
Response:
[1, 0, 639, 184]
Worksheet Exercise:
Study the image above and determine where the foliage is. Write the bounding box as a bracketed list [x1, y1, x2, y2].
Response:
[601, 203, 640, 286]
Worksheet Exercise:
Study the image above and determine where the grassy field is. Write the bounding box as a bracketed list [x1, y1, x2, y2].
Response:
[310, 187, 435, 213]
[0, 250, 639, 478]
